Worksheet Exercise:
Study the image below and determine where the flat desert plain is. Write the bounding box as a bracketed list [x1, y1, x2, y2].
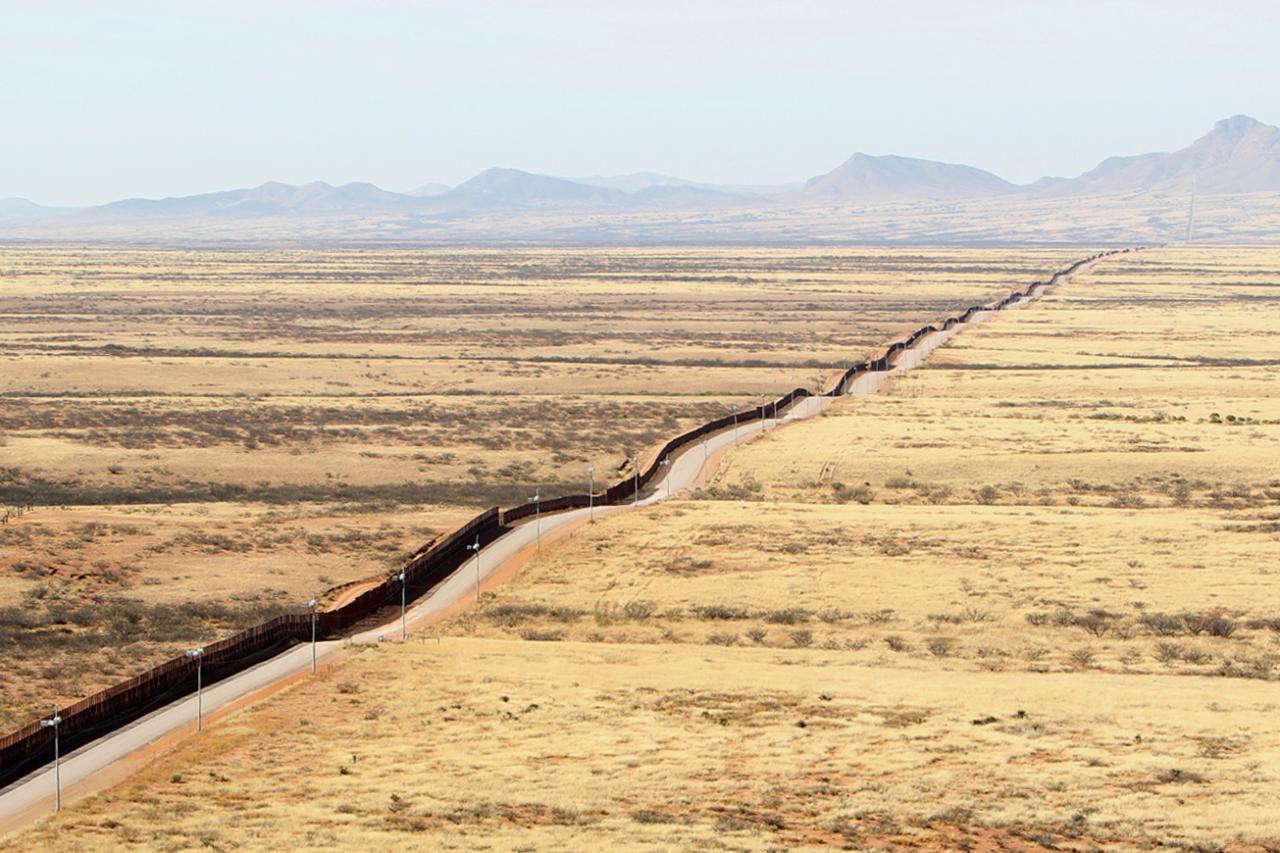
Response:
[0, 248, 1076, 731]
[9, 246, 1278, 851]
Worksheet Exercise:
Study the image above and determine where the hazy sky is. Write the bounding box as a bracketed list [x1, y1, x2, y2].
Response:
[4, 1, 1277, 206]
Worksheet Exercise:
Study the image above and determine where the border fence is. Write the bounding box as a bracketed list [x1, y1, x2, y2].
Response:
[0, 248, 1131, 790]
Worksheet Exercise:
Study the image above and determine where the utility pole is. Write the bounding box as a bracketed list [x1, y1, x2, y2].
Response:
[40, 707, 61, 813]
[185, 648, 204, 731]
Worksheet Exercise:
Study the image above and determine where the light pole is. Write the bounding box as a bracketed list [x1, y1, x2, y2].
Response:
[185, 647, 204, 731]
[728, 404, 739, 441]
[528, 489, 541, 550]
[700, 436, 709, 480]
[40, 707, 61, 813]
[757, 393, 765, 430]
[658, 457, 671, 498]
[306, 596, 318, 674]
[631, 453, 640, 505]
[587, 466, 595, 522]
[396, 570, 407, 640]
[467, 535, 481, 602]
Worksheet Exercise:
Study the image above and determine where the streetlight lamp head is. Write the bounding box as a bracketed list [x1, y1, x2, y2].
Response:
[41, 715, 60, 728]
[307, 598, 317, 610]
[186, 647, 203, 659]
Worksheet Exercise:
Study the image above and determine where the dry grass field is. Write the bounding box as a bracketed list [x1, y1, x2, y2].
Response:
[11, 246, 1279, 851]
[0, 247, 1076, 730]
[14, 638, 1277, 852]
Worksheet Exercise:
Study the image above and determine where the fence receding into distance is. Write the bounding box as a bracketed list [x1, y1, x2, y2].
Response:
[0, 249, 1130, 789]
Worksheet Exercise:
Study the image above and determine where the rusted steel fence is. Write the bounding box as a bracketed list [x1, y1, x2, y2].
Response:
[0, 249, 1130, 790]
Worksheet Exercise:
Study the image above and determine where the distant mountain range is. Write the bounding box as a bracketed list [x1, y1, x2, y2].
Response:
[85, 181, 415, 219]
[797, 153, 1018, 203]
[439, 168, 630, 209]
[0, 197, 69, 220]
[2, 116, 1277, 243]
[572, 172, 802, 196]
[405, 182, 451, 198]
[1050, 114, 1280, 196]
